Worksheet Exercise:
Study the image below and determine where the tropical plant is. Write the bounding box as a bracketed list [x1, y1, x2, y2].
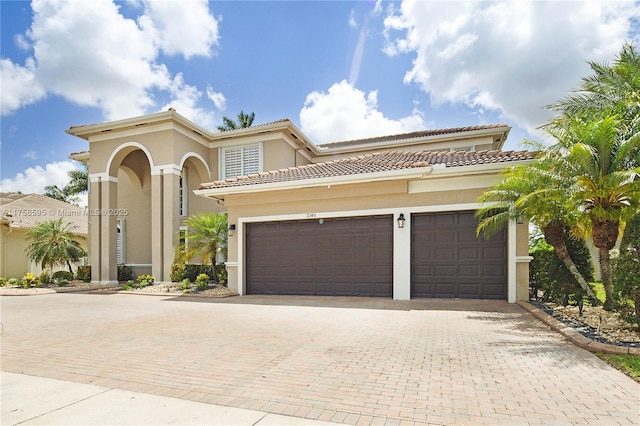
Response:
[547, 115, 640, 310]
[25, 219, 87, 275]
[52, 270, 74, 282]
[546, 42, 640, 168]
[216, 110, 255, 131]
[43, 163, 88, 206]
[76, 265, 91, 282]
[65, 163, 89, 196]
[195, 273, 209, 291]
[21, 272, 41, 288]
[476, 158, 599, 302]
[177, 213, 228, 282]
[613, 212, 640, 326]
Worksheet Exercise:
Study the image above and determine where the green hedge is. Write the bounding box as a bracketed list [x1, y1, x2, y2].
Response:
[529, 230, 594, 305]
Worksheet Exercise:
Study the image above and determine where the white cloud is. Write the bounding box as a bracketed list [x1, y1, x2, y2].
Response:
[138, 0, 220, 59]
[0, 58, 45, 115]
[349, 9, 358, 28]
[383, 0, 640, 134]
[1, 0, 220, 120]
[1, 161, 74, 194]
[207, 86, 227, 111]
[300, 80, 425, 144]
[23, 150, 38, 160]
[160, 73, 216, 128]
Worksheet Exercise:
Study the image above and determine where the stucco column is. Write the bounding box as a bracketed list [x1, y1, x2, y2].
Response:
[162, 169, 181, 282]
[100, 178, 118, 284]
[88, 177, 101, 283]
[151, 172, 163, 280]
[393, 212, 411, 300]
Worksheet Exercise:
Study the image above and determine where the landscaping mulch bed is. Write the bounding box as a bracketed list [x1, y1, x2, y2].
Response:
[531, 300, 640, 348]
[117, 281, 236, 297]
[0, 280, 236, 297]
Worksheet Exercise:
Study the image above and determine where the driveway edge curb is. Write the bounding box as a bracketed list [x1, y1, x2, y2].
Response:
[517, 301, 639, 355]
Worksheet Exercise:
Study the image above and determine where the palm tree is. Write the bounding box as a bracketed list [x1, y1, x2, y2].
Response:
[43, 164, 88, 205]
[65, 164, 88, 196]
[217, 110, 255, 131]
[546, 42, 640, 167]
[178, 213, 228, 280]
[550, 115, 640, 310]
[25, 218, 87, 274]
[476, 158, 599, 302]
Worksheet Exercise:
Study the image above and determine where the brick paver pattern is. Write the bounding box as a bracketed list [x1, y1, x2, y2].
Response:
[1, 294, 638, 425]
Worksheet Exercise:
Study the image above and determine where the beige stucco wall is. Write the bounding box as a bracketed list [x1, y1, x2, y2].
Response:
[222, 174, 530, 301]
[0, 227, 88, 279]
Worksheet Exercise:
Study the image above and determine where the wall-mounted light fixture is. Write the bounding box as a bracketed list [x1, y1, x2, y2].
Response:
[397, 213, 405, 229]
[228, 224, 236, 237]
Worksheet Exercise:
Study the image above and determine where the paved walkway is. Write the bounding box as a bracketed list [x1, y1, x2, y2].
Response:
[1, 294, 638, 425]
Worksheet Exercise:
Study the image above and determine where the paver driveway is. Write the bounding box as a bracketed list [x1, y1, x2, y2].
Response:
[1, 293, 638, 425]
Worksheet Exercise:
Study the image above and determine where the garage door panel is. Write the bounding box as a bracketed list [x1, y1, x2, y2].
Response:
[435, 248, 454, 260]
[459, 247, 479, 259]
[412, 211, 507, 299]
[247, 216, 393, 297]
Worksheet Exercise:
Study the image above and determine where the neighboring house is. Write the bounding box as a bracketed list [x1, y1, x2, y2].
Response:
[0, 193, 88, 279]
[67, 109, 536, 301]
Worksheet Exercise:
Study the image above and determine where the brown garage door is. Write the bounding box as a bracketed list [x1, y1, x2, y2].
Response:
[246, 216, 393, 296]
[411, 211, 507, 299]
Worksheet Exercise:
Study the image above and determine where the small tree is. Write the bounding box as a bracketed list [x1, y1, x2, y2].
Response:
[177, 213, 227, 282]
[25, 218, 87, 274]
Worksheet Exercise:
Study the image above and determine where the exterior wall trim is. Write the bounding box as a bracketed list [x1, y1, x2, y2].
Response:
[179, 152, 212, 181]
[105, 142, 155, 176]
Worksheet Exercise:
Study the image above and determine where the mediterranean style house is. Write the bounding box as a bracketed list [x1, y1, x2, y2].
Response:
[67, 109, 536, 301]
[0, 193, 88, 278]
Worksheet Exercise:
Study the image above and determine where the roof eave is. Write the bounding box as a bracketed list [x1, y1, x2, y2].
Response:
[317, 126, 511, 154]
[194, 166, 435, 198]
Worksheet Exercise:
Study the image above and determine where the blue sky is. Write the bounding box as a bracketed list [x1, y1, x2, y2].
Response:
[2, 0, 639, 205]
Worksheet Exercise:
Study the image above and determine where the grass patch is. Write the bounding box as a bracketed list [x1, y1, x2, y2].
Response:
[596, 353, 640, 382]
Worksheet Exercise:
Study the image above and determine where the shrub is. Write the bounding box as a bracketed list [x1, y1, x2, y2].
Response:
[180, 278, 191, 293]
[136, 274, 155, 285]
[57, 278, 69, 287]
[76, 265, 91, 282]
[529, 230, 594, 305]
[39, 271, 52, 285]
[52, 270, 74, 282]
[122, 280, 134, 291]
[0, 277, 8, 287]
[215, 264, 227, 286]
[195, 273, 209, 291]
[184, 264, 214, 282]
[117, 265, 133, 282]
[8, 278, 19, 287]
[170, 263, 185, 282]
[613, 213, 640, 327]
[21, 272, 41, 288]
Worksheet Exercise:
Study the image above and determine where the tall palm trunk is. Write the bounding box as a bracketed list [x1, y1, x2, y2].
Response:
[592, 220, 619, 311]
[543, 221, 599, 303]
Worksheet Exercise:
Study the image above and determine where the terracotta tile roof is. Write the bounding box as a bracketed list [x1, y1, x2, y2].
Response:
[317, 124, 510, 149]
[199, 150, 537, 190]
[0, 193, 88, 234]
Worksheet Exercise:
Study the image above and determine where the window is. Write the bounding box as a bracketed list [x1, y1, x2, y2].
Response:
[221, 144, 260, 179]
[179, 167, 187, 216]
[117, 219, 126, 264]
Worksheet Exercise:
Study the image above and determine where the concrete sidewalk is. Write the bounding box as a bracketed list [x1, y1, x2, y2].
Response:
[1, 372, 339, 425]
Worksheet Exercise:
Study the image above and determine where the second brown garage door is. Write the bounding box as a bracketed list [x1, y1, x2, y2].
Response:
[411, 211, 507, 299]
[246, 215, 393, 296]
